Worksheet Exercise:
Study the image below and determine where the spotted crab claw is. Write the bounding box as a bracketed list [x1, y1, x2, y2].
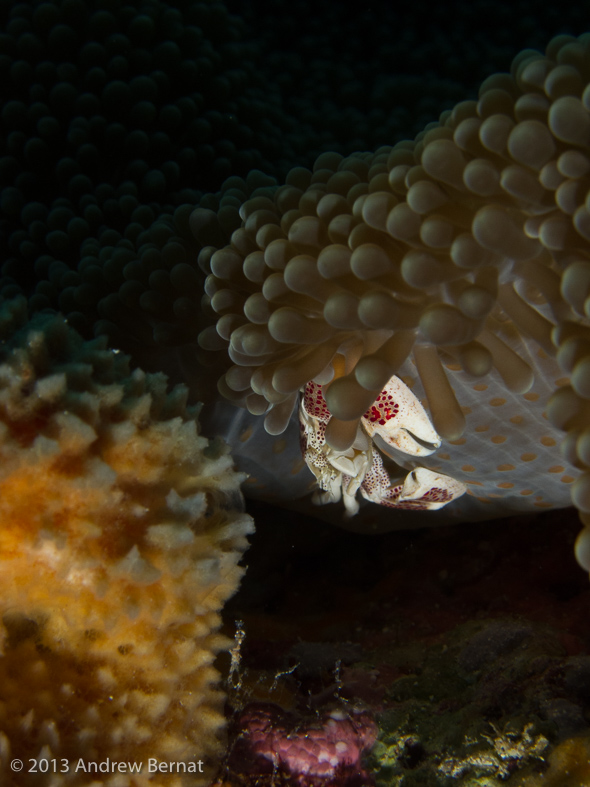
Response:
[359, 458, 467, 511]
[300, 378, 466, 516]
[360, 375, 441, 457]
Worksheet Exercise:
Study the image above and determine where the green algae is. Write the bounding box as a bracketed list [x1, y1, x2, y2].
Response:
[365, 617, 568, 785]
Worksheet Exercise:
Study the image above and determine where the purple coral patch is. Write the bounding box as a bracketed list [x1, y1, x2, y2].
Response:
[227, 702, 378, 786]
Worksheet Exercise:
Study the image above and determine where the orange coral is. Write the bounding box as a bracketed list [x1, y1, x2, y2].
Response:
[0, 298, 253, 786]
[513, 735, 590, 786]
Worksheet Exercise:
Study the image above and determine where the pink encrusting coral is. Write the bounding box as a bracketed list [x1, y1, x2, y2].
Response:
[227, 702, 378, 786]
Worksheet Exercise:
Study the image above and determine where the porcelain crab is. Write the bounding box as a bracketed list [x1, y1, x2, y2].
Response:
[299, 377, 466, 516]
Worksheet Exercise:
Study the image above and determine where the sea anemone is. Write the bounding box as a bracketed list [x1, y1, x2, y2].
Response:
[191, 33, 590, 533]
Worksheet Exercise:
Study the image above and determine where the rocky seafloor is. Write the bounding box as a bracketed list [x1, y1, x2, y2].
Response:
[215, 503, 590, 786]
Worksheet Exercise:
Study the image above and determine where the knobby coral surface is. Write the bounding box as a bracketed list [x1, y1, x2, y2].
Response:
[0, 297, 253, 786]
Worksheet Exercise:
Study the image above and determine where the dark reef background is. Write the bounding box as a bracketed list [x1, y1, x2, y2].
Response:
[1, 0, 587, 354]
[2, 2, 590, 785]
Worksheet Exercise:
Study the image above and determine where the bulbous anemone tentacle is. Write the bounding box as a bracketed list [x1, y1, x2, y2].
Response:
[194, 33, 590, 555]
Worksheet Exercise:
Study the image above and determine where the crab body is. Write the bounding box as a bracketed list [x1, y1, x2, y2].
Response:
[299, 378, 467, 516]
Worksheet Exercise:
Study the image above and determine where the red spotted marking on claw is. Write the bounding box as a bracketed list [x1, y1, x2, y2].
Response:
[303, 380, 331, 422]
[366, 484, 453, 510]
[420, 487, 453, 503]
[363, 390, 400, 425]
[381, 499, 429, 510]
